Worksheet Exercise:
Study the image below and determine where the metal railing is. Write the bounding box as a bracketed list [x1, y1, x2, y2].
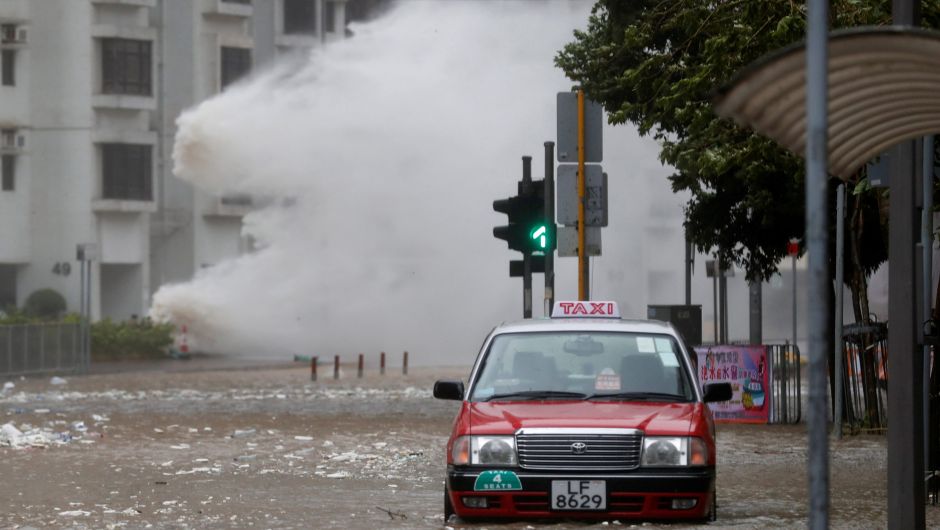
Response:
[769, 343, 802, 424]
[0, 323, 86, 377]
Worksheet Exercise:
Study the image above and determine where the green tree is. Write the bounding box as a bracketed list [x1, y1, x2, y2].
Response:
[556, 0, 939, 323]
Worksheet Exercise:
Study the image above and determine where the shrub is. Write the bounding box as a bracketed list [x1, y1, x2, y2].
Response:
[23, 289, 67, 320]
[91, 318, 175, 361]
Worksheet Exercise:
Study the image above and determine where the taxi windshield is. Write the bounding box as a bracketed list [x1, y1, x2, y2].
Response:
[469, 331, 695, 402]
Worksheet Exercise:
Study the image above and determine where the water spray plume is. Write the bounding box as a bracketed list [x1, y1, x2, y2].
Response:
[151, 1, 668, 363]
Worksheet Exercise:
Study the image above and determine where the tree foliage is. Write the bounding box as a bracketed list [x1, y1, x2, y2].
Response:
[556, 0, 939, 287]
[23, 288, 67, 320]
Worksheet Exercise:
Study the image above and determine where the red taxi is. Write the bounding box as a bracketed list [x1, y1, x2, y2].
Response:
[434, 301, 732, 522]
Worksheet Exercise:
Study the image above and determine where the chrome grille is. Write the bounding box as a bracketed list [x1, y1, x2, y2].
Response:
[516, 428, 642, 470]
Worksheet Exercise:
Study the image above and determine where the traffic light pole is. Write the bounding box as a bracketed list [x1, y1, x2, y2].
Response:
[522, 156, 533, 318]
[577, 90, 589, 300]
[544, 142, 555, 316]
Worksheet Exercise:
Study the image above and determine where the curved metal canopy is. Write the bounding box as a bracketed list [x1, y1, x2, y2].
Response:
[714, 26, 940, 180]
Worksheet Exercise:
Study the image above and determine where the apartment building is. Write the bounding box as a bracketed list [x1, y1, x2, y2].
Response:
[0, 0, 382, 319]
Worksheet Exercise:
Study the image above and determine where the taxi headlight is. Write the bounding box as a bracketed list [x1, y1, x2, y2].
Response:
[639, 437, 708, 467]
[471, 436, 517, 466]
[641, 437, 688, 467]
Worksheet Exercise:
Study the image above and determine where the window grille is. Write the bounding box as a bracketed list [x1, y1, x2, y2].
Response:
[101, 39, 152, 96]
[102, 144, 152, 201]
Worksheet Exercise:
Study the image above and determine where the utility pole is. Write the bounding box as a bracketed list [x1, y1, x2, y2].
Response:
[805, 0, 831, 527]
[888, 1, 926, 528]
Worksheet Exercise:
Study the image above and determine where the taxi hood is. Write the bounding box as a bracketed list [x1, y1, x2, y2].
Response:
[467, 401, 697, 435]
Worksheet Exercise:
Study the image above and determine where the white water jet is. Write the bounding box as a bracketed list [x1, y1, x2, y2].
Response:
[151, 0, 682, 364]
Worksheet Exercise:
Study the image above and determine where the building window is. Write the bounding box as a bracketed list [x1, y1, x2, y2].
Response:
[1, 49, 14, 86]
[284, 0, 317, 34]
[101, 38, 152, 96]
[324, 1, 336, 32]
[220, 47, 251, 89]
[1, 154, 14, 191]
[102, 143, 152, 201]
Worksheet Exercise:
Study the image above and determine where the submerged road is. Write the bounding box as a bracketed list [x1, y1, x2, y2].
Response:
[0, 359, 936, 529]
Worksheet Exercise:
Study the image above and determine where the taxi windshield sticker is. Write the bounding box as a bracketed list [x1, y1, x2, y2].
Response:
[594, 367, 621, 391]
[474, 470, 523, 491]
[636, 337, 656, 353]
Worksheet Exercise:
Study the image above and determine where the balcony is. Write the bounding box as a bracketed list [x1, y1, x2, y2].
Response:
[92, 198, 157, 214]
[205, 0, 253, 18]
[203, 194, 254, 217]
[90, 0, 157, 7]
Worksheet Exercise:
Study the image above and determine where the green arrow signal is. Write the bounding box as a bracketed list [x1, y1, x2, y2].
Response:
[531, 225, 547, 249]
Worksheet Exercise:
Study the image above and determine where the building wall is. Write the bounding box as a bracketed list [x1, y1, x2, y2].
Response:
[1, 0, 363, 321]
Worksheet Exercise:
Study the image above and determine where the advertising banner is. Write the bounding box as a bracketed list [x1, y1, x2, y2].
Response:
[694, 345, 769, 424]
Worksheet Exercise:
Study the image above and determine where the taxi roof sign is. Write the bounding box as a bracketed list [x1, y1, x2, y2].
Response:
[551, 301, 620, 318]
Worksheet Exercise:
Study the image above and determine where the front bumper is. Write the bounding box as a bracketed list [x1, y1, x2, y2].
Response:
[446, 467, 715, 520]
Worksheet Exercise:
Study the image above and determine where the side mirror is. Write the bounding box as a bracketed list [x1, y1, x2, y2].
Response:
[703, 382, 733, 403]
[433, 379, 465, 401]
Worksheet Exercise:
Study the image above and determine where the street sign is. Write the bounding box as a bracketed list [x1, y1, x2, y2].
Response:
[556, 92, 603, 163]
[556, 164, 607, 226]
[76, 243, 98, 261]
[787, 238, 800, 257]
[558, 226, 601, 257]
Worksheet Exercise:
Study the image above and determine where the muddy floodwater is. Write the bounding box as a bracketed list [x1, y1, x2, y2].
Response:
[1, 359, 938, 529]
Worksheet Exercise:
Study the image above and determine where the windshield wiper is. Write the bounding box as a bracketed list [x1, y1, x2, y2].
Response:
[481, 390, 588, 402]
[584, 392, 689, 402]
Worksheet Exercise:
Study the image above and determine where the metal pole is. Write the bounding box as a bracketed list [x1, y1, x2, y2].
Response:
[792, 254, 798, 354]
[685, 235, 693, 306]
[922, 134, 934, 470]
[85, 261, 92, 371]
[805, 0, 830, 527]
[889, 1, 926, 527]
[522, 156, 533, 319]
[749, 281, 762, 345]
[544, 141, 555, 316]
[334, 354, 339, 379]
[835, 183, 846, 439]
[79, 259, 87, 371]
[380, 351, 386, 375]
[403, 350, 408, 375]
[577, 90, 588, 300]
[311, 356, 318, 382]
[718, 261, 730, 344]
[712, 268, 718, 344]
[357, 353, 364, 378]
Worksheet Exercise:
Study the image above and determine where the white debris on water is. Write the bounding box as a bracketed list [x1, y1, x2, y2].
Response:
[0, 421, 93, 449]
[49, 377, 68, 386]
[58, 510, 90, 517]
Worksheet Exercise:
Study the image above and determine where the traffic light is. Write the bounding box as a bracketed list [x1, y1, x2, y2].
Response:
[493, 178, 554, 254]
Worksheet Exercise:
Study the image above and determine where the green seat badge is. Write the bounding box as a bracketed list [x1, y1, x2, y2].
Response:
[474, 470, 523, 491]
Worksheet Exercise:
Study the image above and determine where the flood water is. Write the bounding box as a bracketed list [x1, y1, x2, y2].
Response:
[1, 360, 937, 529]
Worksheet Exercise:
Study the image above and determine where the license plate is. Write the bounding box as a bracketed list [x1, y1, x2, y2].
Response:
[550, 480, 606, 510]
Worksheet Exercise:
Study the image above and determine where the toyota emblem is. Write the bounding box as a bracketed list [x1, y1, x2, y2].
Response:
[571, 442, 587, 454]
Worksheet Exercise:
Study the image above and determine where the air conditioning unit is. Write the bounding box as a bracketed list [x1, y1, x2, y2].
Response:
[0, 130, 22, 150]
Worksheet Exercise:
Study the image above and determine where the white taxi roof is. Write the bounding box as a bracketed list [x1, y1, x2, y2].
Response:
[491, 316, 680, 336]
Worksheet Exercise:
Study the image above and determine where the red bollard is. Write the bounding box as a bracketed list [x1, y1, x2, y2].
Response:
[357, 353, 364, 378]
[380, 351, 386, 375]
[334, 355, 340, 379]
[403, 350, 409, 376]
[311, 356, 318, 382]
